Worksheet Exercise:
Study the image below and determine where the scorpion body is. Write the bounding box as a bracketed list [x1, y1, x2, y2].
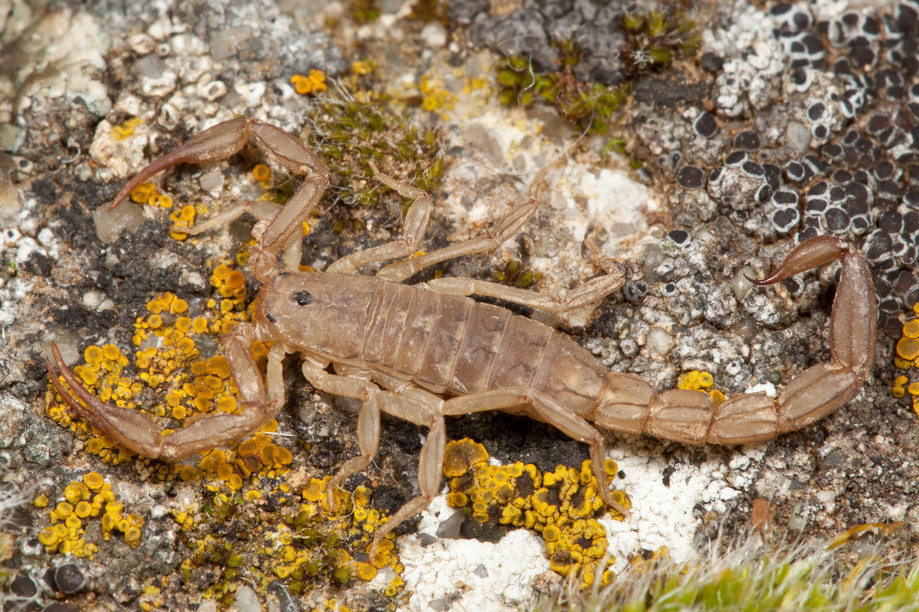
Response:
[46, 118, 877, 551]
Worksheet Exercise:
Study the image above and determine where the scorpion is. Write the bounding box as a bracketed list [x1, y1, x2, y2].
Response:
[46, 117, 877, 551]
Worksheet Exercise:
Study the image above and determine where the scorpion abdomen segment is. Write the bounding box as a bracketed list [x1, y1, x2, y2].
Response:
[645, 390, 716, 444]
[448, 302, 510, 392]
[531, 334, 608, 416]
[775, 363, 860, 432]
[359, 281, 608, 414]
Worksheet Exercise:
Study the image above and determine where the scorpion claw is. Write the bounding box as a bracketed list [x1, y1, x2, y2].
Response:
[45, 342, 166, 457]
[109, 117, 251, 211]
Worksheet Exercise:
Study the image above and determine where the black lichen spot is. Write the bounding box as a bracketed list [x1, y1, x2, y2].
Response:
[825, 207, 851, 232]
[677, 165, 705, 189]
[849, 40, 877, 68]
[785, 160, 810, 182]
[772, 188, 799, 207]
[699, 52, 724, 73]
[725, 151, 747, 166]
[867, 113, 891, 134]
[804, 155, 830, 174]
[733, 131, 762, 151]
[808, 181, 828, 198]
[10, 572, 38, 597]
[796, 226, 819, 243]
[807, 101, 826, 121]
[851, 215, 871, 233]
[742, 160, 765, 177]
[822, 144, 844, 161]
[805, 198, 827, 214]
[667, 229, 691, 246]
[772, 207, 800, 233]
[53, 564, 85, 595]
[831, 169, 853, 184]
[865, 230, 893, 262]
[694, 112, 718, 138]
[878, 210, 903, 234]
[763, 163, 782, 188]
[791, 67, 811, 89]
[877, 180, 903, 200]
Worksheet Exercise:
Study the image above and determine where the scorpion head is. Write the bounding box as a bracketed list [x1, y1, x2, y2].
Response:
[258, 271, 379, 360]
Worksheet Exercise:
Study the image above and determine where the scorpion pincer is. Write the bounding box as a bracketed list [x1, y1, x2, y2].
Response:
[46, 117, 877, 551]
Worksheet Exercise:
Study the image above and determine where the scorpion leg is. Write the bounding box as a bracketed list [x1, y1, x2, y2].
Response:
[301, 361, 446, 552]
[442, 389, 630, 518]
[45, 327, 288, 460]
[376, 154, 561, 282]
[326, 163, 432, 275]
[170, 200, 282, 237]
[423, 272, 624, 314]
[591, 236, 876, 445]
[299, 361, 382, 503]
[375, 197, 539, 282]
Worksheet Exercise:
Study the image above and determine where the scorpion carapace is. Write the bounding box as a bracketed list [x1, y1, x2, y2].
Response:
[46, 118, 876, 551]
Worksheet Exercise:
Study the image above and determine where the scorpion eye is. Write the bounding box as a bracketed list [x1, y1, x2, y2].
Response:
[293, 291, 312, 306]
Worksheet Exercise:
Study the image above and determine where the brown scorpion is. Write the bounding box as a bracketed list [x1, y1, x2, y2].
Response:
[46, 118, 877, 550]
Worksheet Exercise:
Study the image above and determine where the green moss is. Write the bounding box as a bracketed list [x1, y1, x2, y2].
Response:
[291, 94, 443, 217]
[533, 539, 919, 612]
[350, 0, 380, 24]
[620, 8, 701, 76]
[494, 260, 542, 288]
[495, 49, 630, 157]
[495, 6, 699, 163]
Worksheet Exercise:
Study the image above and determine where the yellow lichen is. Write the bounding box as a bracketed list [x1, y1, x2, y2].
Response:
[444, 438, 628, 586]
[678, 369, 727, 407]
[291, 69, 328, 95]
[112, 117, 142, 141]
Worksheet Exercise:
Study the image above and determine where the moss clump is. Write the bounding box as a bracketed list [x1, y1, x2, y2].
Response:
[350, 0, 380, 24]
[496, 51, 630, 139]
[294, 92, 443, 214]
[535, 536, 919, 612]
[494, 260, 542, 288]
[619, 8, 701, 77]
[496, 7, 699, 161]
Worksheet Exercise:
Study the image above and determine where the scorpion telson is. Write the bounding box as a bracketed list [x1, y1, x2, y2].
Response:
[46, 118, 876, 552]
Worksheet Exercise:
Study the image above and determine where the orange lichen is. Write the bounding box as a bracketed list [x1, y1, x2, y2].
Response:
[444, 438, 628, 587]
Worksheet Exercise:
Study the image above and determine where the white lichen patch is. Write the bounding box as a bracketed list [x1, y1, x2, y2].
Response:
[399, 516, 550, 611]
[604, 444, 766, 569]
[703, 1, 789, 117]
